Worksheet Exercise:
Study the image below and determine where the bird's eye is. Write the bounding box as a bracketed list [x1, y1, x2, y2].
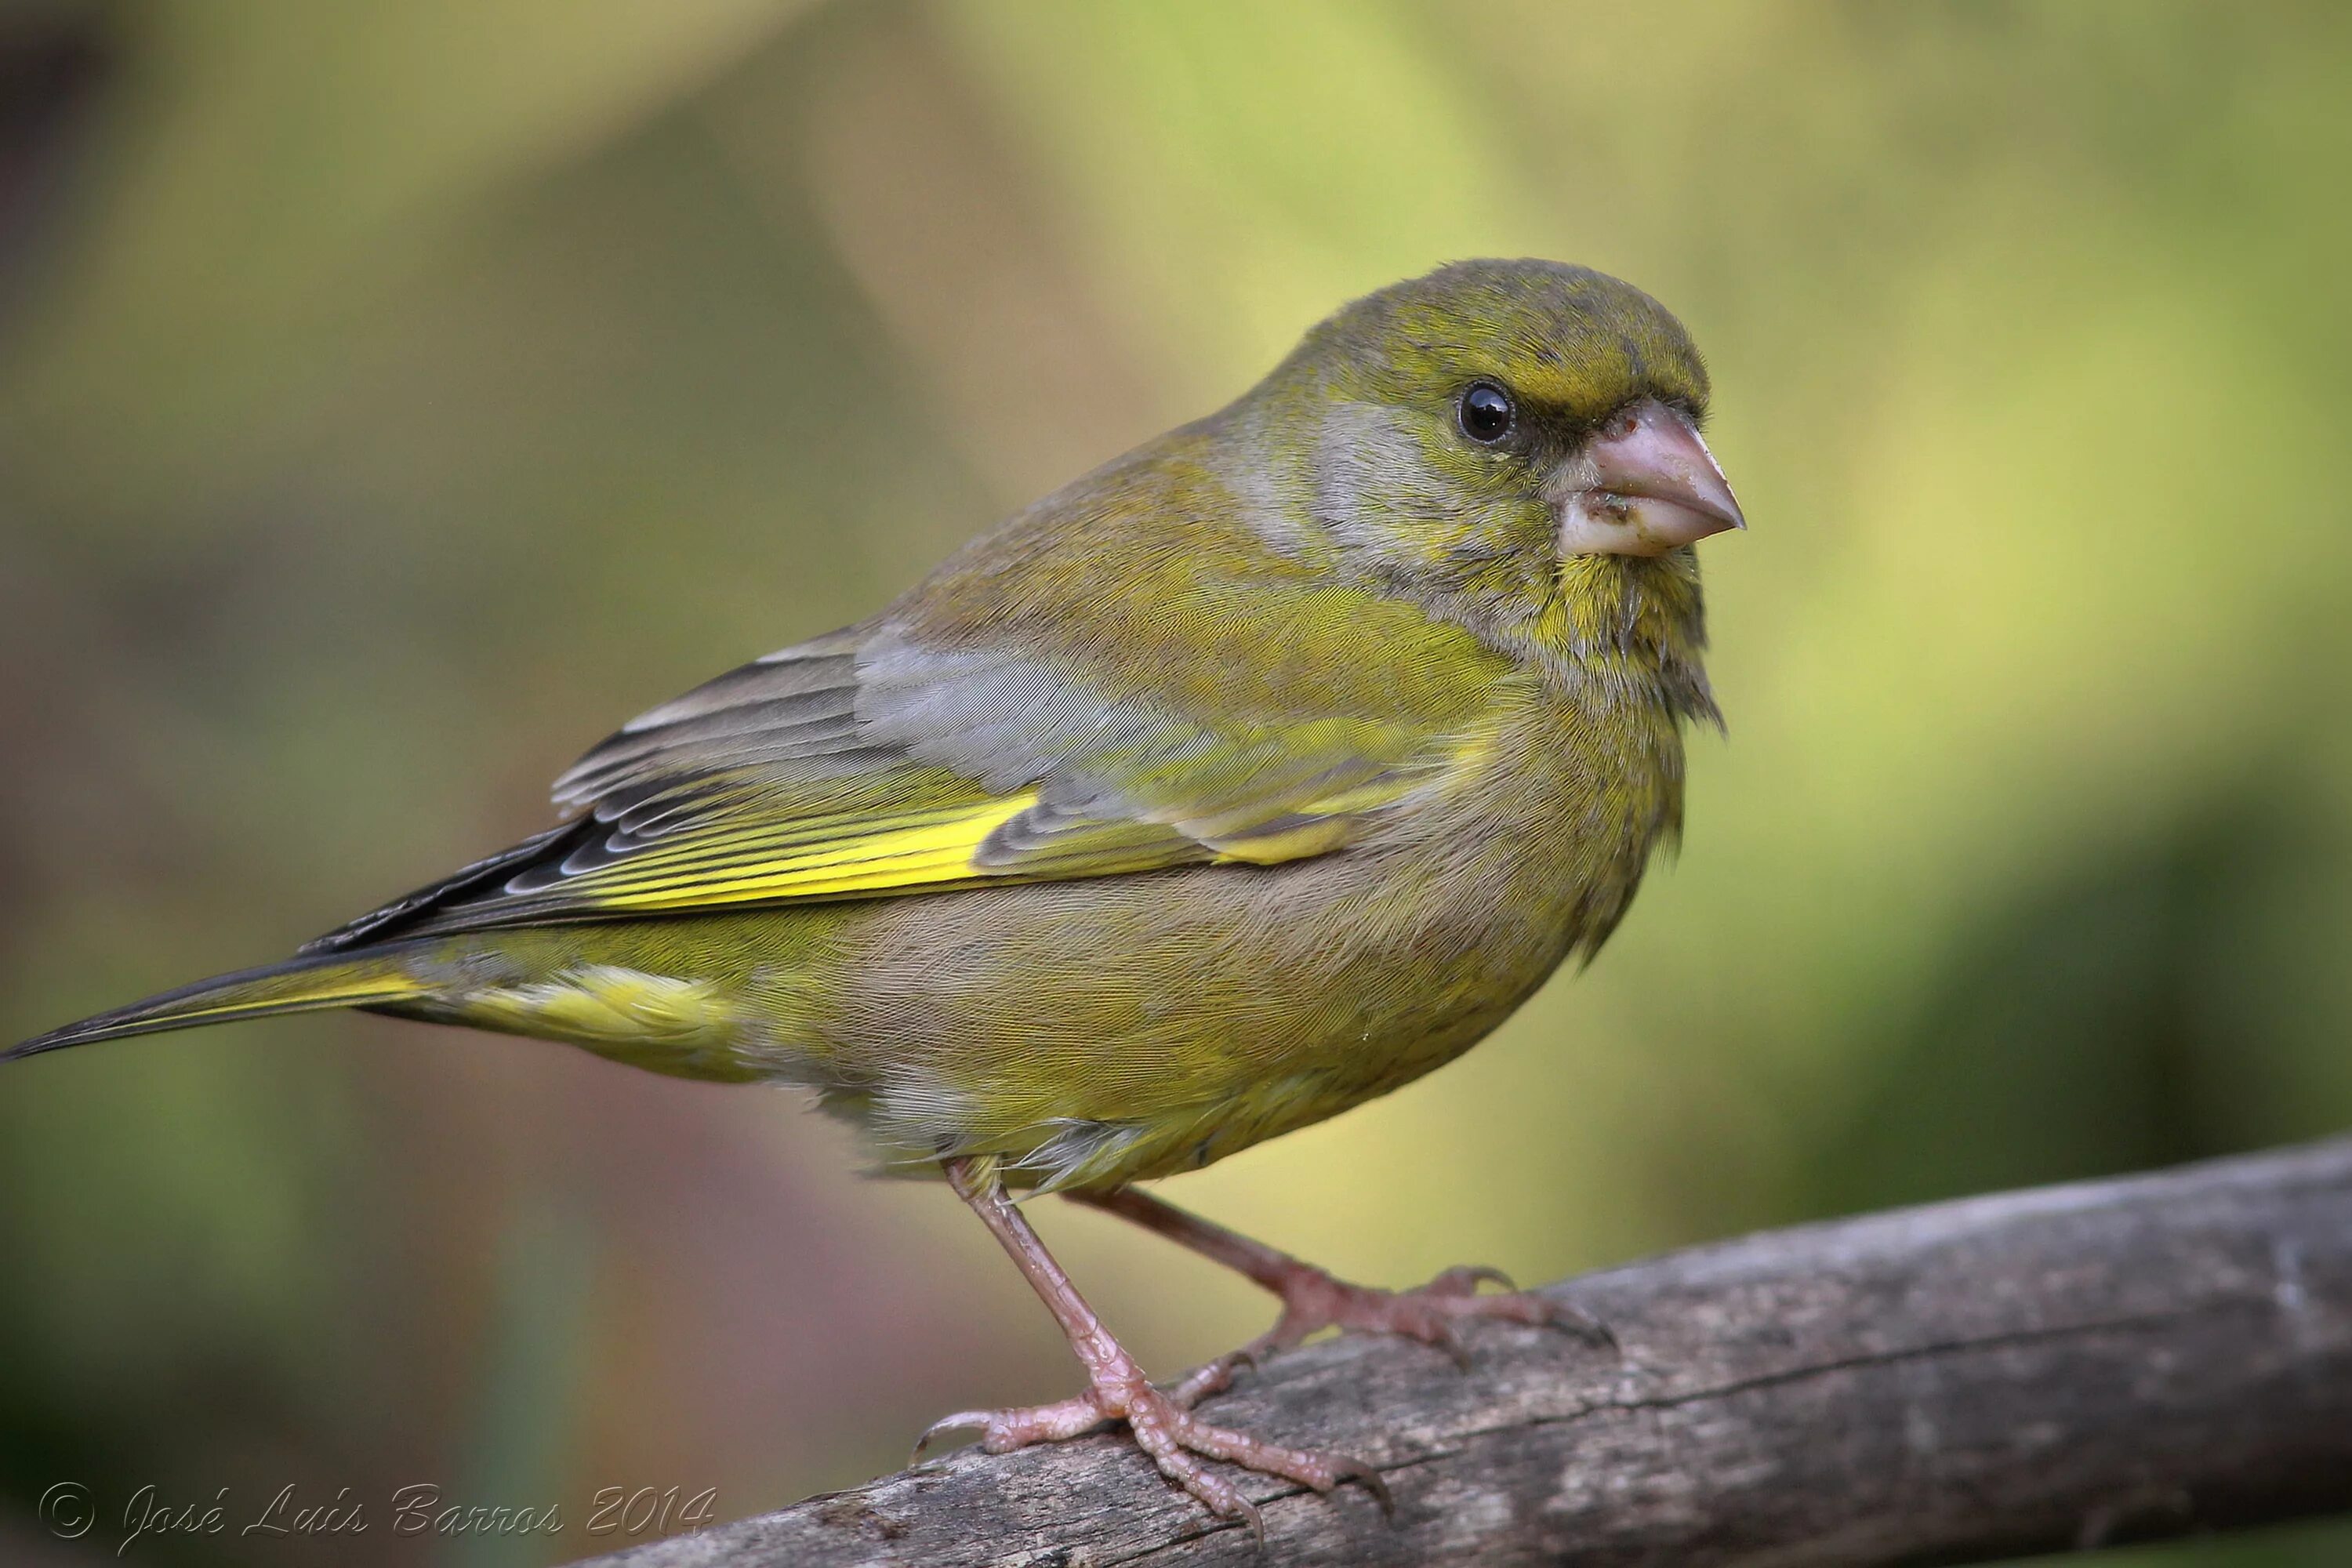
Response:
[1457, 382, 1515, 445]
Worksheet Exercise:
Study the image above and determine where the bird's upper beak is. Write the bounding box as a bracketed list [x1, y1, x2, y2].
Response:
[1552, 398, 1745, 557]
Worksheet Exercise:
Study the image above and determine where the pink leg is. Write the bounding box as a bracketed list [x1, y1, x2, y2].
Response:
[1069, 1185, 1613, 1377]
[917, 1160, 1389, 1537]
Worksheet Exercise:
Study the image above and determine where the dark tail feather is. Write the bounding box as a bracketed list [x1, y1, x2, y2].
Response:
[7, 950, 427, 1062]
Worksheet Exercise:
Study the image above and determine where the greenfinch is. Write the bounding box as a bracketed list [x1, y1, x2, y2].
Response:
[13, 259, 1743, 1529]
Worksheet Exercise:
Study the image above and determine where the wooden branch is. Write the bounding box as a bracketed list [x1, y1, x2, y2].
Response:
[575, 1138, 2352, 1567]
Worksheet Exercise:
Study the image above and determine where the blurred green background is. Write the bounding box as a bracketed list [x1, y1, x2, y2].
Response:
[2, 2, 2347, 1563]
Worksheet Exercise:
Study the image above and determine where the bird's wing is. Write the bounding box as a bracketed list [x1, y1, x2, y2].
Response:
[307, 585, 1506, 948]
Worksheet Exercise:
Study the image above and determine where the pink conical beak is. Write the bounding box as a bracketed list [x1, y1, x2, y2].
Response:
[1554, 398, 1745, 557]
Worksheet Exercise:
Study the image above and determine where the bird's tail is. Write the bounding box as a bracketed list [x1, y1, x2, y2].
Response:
[7, 950, 428, 1062]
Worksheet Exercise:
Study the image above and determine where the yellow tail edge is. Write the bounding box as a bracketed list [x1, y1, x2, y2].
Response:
[6, 951, 426, 1062]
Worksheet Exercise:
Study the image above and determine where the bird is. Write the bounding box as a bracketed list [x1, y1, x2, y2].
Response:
[10, 258, 1743, 1532]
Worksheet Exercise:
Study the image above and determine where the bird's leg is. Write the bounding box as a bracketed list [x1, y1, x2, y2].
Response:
[1069, 1185, 1613, 1379]
[916, 1158, 1389, 1536]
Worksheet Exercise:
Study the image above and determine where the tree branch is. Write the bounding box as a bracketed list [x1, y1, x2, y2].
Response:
[575, 1138, 2352, 1566]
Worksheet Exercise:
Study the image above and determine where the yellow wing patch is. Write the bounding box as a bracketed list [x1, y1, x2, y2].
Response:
[577, 792, 1040, 912]
[531, 717, 1497, 919]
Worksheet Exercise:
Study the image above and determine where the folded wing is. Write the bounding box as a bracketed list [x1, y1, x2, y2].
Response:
[307, 594, 1503, 949]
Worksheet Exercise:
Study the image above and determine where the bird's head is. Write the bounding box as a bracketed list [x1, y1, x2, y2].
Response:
[1239, 259, 1740, 659]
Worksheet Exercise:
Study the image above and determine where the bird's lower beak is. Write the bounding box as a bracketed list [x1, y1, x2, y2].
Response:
[1554, 398, 1746, 557]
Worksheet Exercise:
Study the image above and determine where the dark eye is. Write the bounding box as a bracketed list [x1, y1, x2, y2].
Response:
[1457, 381, 1515, 445]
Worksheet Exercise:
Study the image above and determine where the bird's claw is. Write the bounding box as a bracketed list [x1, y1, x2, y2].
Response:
[917, 1369, 1388, 1534]
[1534, 1290, 1619, 1352]
[911, 1389, 1114, 1464]
[1252, 1261, 1618, 1366]
[1165, 1351, 1249, 1409]
[1424, 1263, 1517, 1295]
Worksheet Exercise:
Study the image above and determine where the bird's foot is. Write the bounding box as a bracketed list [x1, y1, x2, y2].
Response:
[914, 1344, 1389, 1539]
[1242, 1261, 1615, 1370]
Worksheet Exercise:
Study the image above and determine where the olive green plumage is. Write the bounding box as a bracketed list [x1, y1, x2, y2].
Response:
[13, 260, 1729, 1193]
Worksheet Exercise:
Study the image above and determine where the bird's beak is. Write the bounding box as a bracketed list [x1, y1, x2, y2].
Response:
[1553, 398, 1746, 557]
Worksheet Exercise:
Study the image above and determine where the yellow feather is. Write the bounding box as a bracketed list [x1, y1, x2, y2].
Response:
[158, 976, 425, 1019]
[1212, 818, 1359, 865]
[585, 792, 1038, 909]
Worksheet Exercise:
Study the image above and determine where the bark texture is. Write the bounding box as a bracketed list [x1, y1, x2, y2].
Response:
[573, 1138, 2352, 1567]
